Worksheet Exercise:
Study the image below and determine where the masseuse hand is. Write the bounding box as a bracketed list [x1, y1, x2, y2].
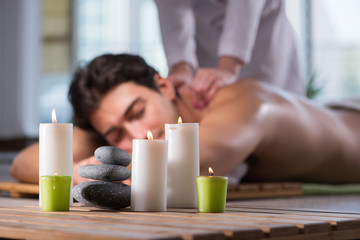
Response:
[167, 62, 194, 94]
[191, 68, 237, 109]
[192, 56, 243, 109]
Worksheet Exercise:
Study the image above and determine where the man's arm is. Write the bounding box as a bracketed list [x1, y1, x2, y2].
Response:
[10, 127, 104, 183]
[10, 143, 39, 183]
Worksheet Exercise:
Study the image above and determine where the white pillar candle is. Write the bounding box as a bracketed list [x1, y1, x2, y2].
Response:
[131, 131, 168, 212]
[39, 109, 73, 206]
[165, 117, 199, 208]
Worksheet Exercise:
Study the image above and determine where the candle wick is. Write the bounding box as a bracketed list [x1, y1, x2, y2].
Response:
[210, 173, 214, 177]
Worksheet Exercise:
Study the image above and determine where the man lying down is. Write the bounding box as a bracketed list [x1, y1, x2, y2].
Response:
[10, 54, 360, 186]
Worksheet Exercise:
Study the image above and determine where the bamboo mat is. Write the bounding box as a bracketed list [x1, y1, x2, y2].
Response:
[0, 181, 304, 199]
[0, 182, 39, 197]
[2, 181, 360, 200]
[227, 182, 303, 200]
[2, 197, 360, 239]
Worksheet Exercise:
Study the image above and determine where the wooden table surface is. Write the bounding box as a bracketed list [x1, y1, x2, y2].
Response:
[2, 197, 360, 240]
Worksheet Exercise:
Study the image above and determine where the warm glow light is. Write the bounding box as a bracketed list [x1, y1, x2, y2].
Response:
[178, 116, 182, 124]
[52, 108, 57, 123]
[209, 167, 214, 176]
[54, 172, 58, 176]
[147, 130, 153, 140]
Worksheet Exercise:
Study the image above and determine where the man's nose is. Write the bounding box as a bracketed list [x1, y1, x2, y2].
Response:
[114, 138, 132, 153]
[114, 123, 148, 152]
[124, 123, 147, 140]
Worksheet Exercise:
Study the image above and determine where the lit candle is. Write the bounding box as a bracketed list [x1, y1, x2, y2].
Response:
[165, 116, 199, 208]
[131, 131, 168, 211]
[39, 108, 73, 209]
[196, 167, 228, 213]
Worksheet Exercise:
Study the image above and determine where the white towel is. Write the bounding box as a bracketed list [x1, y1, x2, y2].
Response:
[326, 98, 360, 112]
[226, 162, 248, 187]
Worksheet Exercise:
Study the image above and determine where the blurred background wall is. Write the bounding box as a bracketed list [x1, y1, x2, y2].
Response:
[0, 0, 41, 138]
[0, 0, 360, 152]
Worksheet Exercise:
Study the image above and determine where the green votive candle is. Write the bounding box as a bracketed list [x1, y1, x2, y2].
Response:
[196, 168, 228, 213]
[40, 175, 71, 211]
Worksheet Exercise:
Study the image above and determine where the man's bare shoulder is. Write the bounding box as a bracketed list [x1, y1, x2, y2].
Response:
[200, 80, 275, 131]
[211, 80, 276, 106]
[205, 80, 275, 115]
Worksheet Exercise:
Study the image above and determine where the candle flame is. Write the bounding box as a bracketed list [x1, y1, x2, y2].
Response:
[54, 173, 58, 176]
[147, 130, 153, 140]
[209, 167, 214, 176]
[178, 116, 182, 124]
[52, 108, 57, 123]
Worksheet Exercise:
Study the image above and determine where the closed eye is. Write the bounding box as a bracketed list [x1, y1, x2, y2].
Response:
[127, 99, 146, 120]
[132, 108, 145, 119]
[102, 97, 146, 145]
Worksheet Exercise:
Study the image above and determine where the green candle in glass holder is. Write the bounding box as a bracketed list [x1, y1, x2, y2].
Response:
[196, 167, 228, 213]
[40, 174, 71, 211]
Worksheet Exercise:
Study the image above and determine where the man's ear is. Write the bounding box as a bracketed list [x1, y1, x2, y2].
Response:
[154, 73, 176, 100]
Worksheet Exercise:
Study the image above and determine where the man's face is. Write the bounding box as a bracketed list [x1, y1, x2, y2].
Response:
[89, 81, 178, 153]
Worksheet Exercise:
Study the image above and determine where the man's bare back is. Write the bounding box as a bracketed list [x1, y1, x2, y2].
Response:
[202, 80, 360, 183]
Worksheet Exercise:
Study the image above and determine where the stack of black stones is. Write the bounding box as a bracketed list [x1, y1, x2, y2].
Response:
[72, 146, 131, 209]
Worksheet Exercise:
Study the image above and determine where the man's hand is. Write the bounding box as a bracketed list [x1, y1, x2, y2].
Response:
[73, 156, 100, 186]
[72, 155, 132, 186]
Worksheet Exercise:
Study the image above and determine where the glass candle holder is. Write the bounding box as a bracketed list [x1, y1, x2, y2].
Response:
[40, 175, 71, 211]
[196, 176, 228, 213]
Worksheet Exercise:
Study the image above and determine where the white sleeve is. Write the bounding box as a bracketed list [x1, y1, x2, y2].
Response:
[218, 0, 266, 63]
[154, 0, 198, 69]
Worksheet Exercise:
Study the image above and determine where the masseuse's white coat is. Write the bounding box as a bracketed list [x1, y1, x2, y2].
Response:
[155, 0, 304, 95]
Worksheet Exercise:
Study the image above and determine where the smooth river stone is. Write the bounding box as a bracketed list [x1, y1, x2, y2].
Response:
[95, 146, 131, 166]
[78, 164, 131, 181]
[72, 181, 130, 209]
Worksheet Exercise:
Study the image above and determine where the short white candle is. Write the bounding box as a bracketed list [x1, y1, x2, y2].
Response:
[39, 108, 73, 206]
[165, 117, 199, 208]
[131, 131, 168, 212]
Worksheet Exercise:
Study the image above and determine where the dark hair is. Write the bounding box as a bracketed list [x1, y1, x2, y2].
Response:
[68, 53, 158, 131]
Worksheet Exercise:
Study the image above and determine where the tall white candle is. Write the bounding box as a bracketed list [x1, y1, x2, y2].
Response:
[39, 108, 73, 206]
[131, 131, 168, 212]
[165, 117, 199, 208]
